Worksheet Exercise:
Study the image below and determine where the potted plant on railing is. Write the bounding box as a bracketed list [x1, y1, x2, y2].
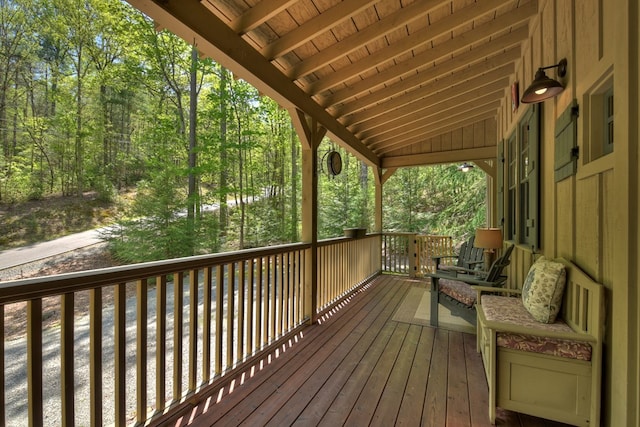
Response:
[343, 227, 367, 238]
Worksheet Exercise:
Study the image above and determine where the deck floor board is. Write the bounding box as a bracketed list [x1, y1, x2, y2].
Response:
[176, 275, 570, 427]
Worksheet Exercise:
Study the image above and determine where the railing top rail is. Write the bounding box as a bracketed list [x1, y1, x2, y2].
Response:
[317, 233, 378, 248]
[0, 241, 311, 304]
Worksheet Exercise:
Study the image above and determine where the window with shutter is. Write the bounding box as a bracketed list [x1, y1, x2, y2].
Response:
[504, 105, 540, 249]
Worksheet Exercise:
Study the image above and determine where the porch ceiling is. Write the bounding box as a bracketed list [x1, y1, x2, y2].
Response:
[126, 0, 537, 169]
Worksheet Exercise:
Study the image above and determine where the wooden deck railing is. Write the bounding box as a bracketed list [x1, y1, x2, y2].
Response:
[381, 233, 453, 276]
[0, 235, 381, 426]
[317, 234, 381, 311]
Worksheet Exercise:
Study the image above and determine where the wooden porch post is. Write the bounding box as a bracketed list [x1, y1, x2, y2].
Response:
[291, 108, 326, 324]
[374, 167, 383, 233]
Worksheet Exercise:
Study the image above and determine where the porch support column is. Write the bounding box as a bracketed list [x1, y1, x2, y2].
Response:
[374, 167, 383, 233]
[376, 167, 397, 232]
[291, 108, 326, 324]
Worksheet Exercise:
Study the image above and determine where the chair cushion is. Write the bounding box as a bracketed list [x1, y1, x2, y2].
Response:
[439, 278, 476, 307]
[521, 257, 566, 323]
[481, 295, 592, 361]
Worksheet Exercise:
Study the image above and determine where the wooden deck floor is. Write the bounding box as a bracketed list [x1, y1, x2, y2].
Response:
[172, 275, 570, 427]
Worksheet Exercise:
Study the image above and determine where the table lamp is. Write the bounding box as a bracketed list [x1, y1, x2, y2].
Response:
[475, 228, 503, 271]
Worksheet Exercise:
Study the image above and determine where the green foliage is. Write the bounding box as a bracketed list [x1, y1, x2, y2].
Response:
[1, 0, 488, 262]
[383, 164, 487, 244]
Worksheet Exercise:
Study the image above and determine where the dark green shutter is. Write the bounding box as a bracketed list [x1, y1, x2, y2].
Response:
[497, 140, 505, 228]
[526, 105, 540, 250]
[554, 99, 579, 182]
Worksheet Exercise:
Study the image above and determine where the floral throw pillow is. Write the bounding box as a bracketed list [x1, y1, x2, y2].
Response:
[521, 257, 567, 323]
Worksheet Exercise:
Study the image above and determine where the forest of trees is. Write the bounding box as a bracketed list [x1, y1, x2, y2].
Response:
[0, 0, 486, 263]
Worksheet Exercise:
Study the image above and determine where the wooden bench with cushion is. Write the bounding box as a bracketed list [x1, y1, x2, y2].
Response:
[475, 257, 604, 426]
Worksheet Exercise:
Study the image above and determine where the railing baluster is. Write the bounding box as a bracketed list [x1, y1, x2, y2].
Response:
[257, 257, 265, 349]
[237, 261, 245, 362]
[269, 255, 276, 341]
[27, 298, 43, 427]
[277, 254, 283, 337]
[247, 260, 254, 355]
[215, 265, 223, 376]
[173, 273, 183, 400]
[114, 283, 126, 427]
[137, 279, 148, 424]
[189, 270, 198, 391]
[156, 276, 167, 410]
[202, 267, 212, 382]
[90, 287, 103, 426]
[0, 305, 4, 425]
[61, 293, 74, 426]
[226, 263, 235, 369]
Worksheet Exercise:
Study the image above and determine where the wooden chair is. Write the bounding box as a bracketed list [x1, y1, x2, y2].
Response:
[426, 244, 514, 326]
[432, 235, 484, 274]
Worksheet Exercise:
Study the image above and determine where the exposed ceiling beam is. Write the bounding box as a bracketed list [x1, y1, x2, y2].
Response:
[285, 0, 449, 79]
[227, 0, 298, 34]
[360, 84, 506, 143]
[323, 24, 528, 109]
[370, 100, 502, 152]
[382, 146, 497, 169]
[308, 0, 537, 95]
[262, 0, 376, 59]
[350, 65, 513, 133]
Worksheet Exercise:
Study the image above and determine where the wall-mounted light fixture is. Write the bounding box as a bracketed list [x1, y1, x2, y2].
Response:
[458, 162, 474, 172]
[521, 59, 568, 104]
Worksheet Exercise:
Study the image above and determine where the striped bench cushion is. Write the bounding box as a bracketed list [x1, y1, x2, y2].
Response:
[481, 295, 592, 361]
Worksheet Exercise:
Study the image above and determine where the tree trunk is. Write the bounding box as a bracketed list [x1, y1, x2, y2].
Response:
[187, 46, 198, 254]
[218, 67, 229, 236]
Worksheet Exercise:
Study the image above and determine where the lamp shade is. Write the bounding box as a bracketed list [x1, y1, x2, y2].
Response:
[521, 59, 568, 104]
[475, 228, 503, 249]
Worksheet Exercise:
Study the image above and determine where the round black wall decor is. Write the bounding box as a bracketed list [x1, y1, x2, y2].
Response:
[327, 150, 342, 176]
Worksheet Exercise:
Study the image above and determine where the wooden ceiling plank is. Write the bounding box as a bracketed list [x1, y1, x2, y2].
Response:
[127, 0, 380, 167]
[381, 146, 497, 169]
[365, 91, 504, 145]
[359, 84, 506, 141]
[310, 0, 509, 93]
[230, 0, 299, 34]
[325, 21, 529, 108]
[286, 0, 449, 79]
[368, 100, 501, 150]
[376, 112, 495, 157]
[349, 63, 513, 132]
[261, 0, 377, 59]
[308, 0, 536, 95]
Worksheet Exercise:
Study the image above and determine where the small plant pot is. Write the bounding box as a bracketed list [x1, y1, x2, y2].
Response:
[344, 228, 367, 238]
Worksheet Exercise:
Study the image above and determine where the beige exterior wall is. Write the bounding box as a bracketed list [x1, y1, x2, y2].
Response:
[498, 0, 638, 425]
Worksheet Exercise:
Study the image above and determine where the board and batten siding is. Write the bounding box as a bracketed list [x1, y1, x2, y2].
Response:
[497, 1, 637, 426]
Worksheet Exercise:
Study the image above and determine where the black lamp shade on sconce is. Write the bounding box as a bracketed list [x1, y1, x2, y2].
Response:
[521, 59, 568, 104]
[458, 162, 474, 172]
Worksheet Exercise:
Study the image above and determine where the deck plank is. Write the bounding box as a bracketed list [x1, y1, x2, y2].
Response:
[370, 323, 422, 426]
[176, 275, 573, 427]
[256, 277, 407, 426]
[395, 326, 435, 425]
[342, 321, 410, 425]
[189, 277, 393, 427]
[281, 279, 409, 426]
[463, 333, 494, 427]
[447, 330, 471, 426]
[422, 328, 448, 426]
